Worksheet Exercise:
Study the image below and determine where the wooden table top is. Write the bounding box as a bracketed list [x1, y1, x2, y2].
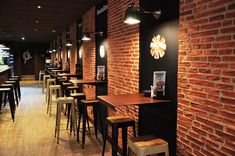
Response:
[69, 79, 106, 85]
[47, 67, 58, 70]
[97, 93, 170, 109]
[58, 73, 80, 77]
[52, 69, 65, 72]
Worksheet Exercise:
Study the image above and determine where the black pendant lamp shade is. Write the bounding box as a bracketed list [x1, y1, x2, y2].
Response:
[124, 3, 161, 25]
[124, 3, 140, 25]
[82, 31, 91, 41]
[66, 40, 72, 47]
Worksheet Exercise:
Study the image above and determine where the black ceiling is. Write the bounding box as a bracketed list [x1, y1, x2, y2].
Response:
[0, 0, 100, 42]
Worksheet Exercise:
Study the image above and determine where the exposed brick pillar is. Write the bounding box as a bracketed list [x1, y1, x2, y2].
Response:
[177, 0, 235, 155]
[82, 7, 96, 99]
[69, 22, 77, 73]
[107, 0, 140, 142]
[61, 31, 67, 69]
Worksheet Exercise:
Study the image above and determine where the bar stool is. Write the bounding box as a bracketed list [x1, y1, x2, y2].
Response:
[0, 88, 15, 121]
[45, 79, 56, 102]
[4, 81, 19, 106]
[102, 116, 136, 156]
[70, 92, 86, 142]
[38, 70, 45, 86]
[42, 75, 50, 93]
[127, 135, 169, 156]
[62, 82, 73, 97]
[47, 85, 62, 116]
[55, 97, 76, 144]
[9, 77, 21, 100]
[67, 86, 80, 94]
[78, 99, 102, 148]
[0, 84, 17, 107]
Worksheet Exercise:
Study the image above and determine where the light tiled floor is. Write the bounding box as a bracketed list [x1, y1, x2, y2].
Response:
[0, 81, 111, 156]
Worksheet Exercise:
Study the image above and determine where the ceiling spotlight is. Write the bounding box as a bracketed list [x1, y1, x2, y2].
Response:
[21, 37, 25, 40]
[34, 28, 38, 32]
[35, 20, 39, 23]
[52, 30, 56, 33]
[37, 5, 41, 9]
[124, 3, 161, 25]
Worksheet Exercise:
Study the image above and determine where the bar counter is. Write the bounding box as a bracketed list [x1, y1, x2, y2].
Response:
[0, 65, 11, 84]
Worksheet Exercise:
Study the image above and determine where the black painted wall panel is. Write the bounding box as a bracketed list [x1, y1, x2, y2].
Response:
[139, 0, 179, 155]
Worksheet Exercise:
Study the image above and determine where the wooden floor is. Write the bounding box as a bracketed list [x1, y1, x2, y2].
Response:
[0, 81, 111, 156]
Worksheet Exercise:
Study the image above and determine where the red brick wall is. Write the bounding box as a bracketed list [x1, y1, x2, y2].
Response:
[61, 31, 67, 69]
[57, 36, 61, 62]
[82, 7, 96, 99]
[69, 22, 77, 73]
[107, 0, 139, 119]
[177, 0, 235, 155]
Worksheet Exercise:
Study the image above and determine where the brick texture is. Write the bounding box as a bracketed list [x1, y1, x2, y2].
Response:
[82, 7, 96, 99]
[69, 22, 77, 73]
[61, 31, 67, 69]
[178, 0, 235, 155]
[107, 0, 140, 142]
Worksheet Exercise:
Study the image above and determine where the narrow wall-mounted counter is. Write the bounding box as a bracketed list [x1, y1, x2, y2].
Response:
[0, 65, 11, 85]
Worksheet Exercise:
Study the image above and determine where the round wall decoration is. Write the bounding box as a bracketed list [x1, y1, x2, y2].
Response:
[150, 34, 166, 60]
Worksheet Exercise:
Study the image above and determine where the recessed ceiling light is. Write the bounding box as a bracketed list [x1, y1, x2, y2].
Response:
[35, 20, 39, 23]
[34, 28, 38, 32]
[37, 5, 41, 9]
[52, 30, 56, 33]
[21, 37, 25, 40]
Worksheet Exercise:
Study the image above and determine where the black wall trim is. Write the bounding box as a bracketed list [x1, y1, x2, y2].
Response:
[139, 0, 179, 155]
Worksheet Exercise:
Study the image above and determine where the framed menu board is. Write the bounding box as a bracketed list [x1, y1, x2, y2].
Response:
[97, 65, 105, 81]
[152, 71, 166, 97]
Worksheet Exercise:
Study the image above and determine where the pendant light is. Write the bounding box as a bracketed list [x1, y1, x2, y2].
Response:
[124, 3, 161, 25]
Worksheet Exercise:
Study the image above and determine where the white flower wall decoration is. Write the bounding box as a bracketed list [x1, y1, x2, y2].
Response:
[150, 34, 166, 60]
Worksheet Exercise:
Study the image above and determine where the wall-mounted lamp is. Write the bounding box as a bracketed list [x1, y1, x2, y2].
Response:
[66, 40, 73, 47]
[79, 48, 82, 59]
[82, 31, 91, 41]
[124, 3, 161, 25]
[81, 29, 103, 41]
[99, 45, 105, 58]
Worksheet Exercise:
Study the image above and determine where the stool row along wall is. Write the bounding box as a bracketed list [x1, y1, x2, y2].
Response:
[51, 0, 235, 155]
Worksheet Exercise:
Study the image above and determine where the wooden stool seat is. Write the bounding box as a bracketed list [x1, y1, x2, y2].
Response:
[80, 99, 99, 105]
[127, 135, 169, 156]
[70, 93, 85, 97]
[79, 99, 101, 148]
[102, 116, 136, 156]
[67, 86, 80, 89]
[107, 116, 134, 123]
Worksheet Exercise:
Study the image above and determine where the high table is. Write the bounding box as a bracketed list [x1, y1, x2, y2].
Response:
[70, 79, 107, 144]
[58, 73, 82, 80]
[97, 93, 170, 155]
[97, 93, 169, 109]
[69, 79, 106, 86]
